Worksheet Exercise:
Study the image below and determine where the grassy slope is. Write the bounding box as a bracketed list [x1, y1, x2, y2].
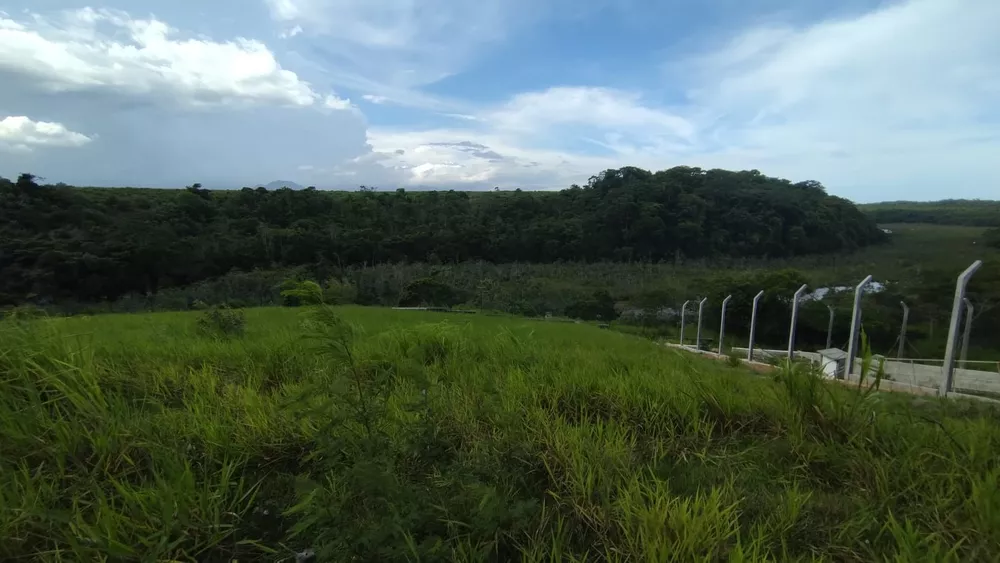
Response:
[706, 222, 995, 286]
[860, 201, 1000, 228]
[3, 307, 1000, 561]
[825, 223, 997, 282]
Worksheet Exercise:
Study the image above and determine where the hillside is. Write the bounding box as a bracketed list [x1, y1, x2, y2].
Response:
[3, 306, 999, 561]
[0, 167, 883, 306]
[861, 199, 1000, 227]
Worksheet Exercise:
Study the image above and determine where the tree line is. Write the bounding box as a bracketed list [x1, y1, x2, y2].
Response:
[0, 167, 885, 306]
[861, 200, 1000, 227]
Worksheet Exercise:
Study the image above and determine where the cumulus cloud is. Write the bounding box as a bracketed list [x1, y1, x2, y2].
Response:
[0, 116, 93, 152]
[364, 0, 1000, 199]
[3, 0, 997, 198]
[0, 7, 319, 107]
[651, 0, 1000, 195]
[0, 6, 376, 187]
[322, 94, 355, 111]
[367, 127, 618, 189]
[360, 84, 701, 188]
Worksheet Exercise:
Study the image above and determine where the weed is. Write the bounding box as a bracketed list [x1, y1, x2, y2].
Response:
[727, 351, 743, 368]
[196, 306, 247, 338]
[2, 308, 1000, 561]
[0, 304, 46, 321]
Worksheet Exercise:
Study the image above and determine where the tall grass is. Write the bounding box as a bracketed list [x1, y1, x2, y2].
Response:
[2, 307, 999, 561]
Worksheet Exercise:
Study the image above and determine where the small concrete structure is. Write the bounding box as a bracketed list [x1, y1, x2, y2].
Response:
[818, 348, 848, 379]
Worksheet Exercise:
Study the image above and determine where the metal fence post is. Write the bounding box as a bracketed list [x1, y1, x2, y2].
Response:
[718, 295, 732, 355]
[826, 305, 835, 350]
[845, 275, 873, 379]
[787, 284, 808, 361]
[679, 300, 691, 346]
[695, 297, 708, 351]
[940, 261, 982, 396]
[960, 298, 974, 369]
[747, 290, 764, 362]
[897, 301, 909, 359]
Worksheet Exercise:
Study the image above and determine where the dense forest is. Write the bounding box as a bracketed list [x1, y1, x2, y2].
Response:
[861, 199, 1000, 227]
[0, 167, 884, 306]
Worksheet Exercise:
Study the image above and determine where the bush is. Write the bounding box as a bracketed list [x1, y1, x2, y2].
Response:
[398, 278, 466, 308]
[323, 278, 358, 305]
[0, 304, 46, 321]
[727, 352, 742, 367]
[565, 290, 618, 321]
[196, 306, 246, 338]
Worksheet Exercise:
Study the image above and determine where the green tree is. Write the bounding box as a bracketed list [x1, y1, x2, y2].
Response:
[398, 278, 466, 308]
[0, 167, 885, 307]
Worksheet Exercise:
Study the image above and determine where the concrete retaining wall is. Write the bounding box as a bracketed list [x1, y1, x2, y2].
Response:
[863, 359, 1000, 395]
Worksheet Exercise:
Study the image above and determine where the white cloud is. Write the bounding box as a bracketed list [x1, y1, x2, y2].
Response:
[668, 0, 1000, 198]
[280, 25, 303, 39]
[490, 87, 693, 139]
[0, 6, 384, 189]
[360, 85, 699, 188]
[2, 0, 995, 199]
[362, 0, 1000, 199]
[367, 127, 617, 188]
[263, 0, 507, 51]
[268, 0, 303, 22]
[261, 0, 547, 98]
[323, 94, 355, 111]
[0, 7, 319, 107]
[0, 116, 92, 152]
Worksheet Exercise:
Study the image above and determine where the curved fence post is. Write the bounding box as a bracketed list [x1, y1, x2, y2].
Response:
[846, 275, 873, 379]
[941, 261, 982, 395]
[695, 298, 708, 351]
[679, 300, 691, 346]
[748, 290, 764, 362]
[826, 305, 835, 350]
[897, 301, 909, 359]
[718, 295, 733, 355]
[787, 284, 808, 361]
[960, 298, 974, 369]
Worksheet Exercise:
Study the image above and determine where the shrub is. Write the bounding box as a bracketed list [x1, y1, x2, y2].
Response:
[398, 278, 466, 308]
[196, 306, 246, 338]
[565, 290, 618, 321]
[726, 352, 742, 368]
[0, 304, 46, 321]
[323, 278, 358, 305]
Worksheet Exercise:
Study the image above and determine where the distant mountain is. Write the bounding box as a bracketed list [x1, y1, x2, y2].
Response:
[262, 180, 306, 190]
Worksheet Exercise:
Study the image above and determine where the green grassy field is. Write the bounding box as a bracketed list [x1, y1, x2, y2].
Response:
[3, 306, 1000, 561]
[860, 201, 1000, 228]
[816, 223, 997, 283]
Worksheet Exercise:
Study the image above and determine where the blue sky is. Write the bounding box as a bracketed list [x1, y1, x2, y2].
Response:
[0, 0, 997, 202]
